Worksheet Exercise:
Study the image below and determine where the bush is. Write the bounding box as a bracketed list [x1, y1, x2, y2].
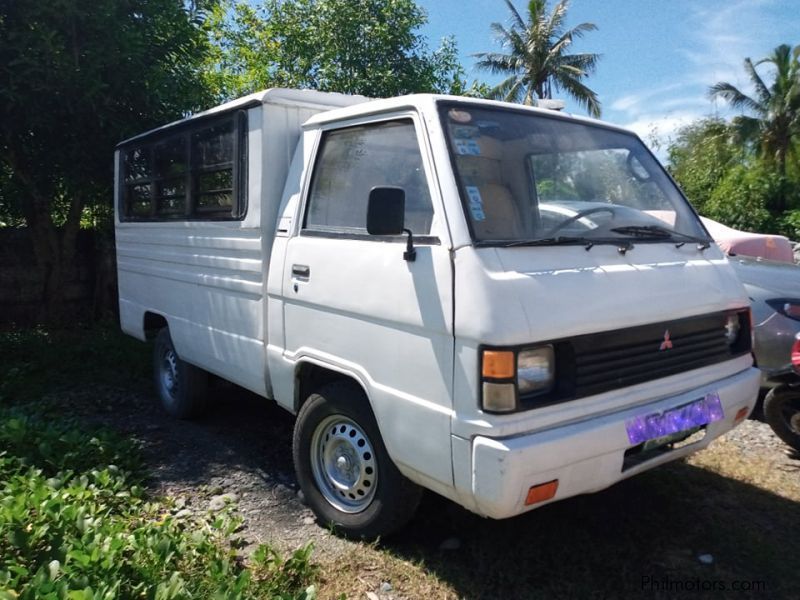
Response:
[0, 409, 318, 599]
[703, 163, 778, 232]
[668, 118, 742, 215]
[0, 326, 150, 405]
[779, 209, 800, 240]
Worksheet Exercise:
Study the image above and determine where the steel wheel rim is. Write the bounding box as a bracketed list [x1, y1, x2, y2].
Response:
[160, 348, 179, 403]
[781, 400, 800, 434]
[310, 415, 377, 513]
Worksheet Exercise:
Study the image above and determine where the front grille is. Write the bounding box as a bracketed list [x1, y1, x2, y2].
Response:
[571, 312, 746, 399]
[512, 310, 750, 410]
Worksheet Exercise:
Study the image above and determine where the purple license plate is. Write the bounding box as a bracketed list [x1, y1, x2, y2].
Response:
[625, 392, 724, 446]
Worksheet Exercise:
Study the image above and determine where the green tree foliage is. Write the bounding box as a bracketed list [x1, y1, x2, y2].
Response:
[0, 1, 217, 321]
[781, 209, 800, 239]
[669, 121, 800, 235]
[474, 0, 601, 116]
[703, 163, 780, 233]
[709, 44, 800, 212]
[204, 0, 467, 100]
[667, 44, 800, 237]
[667, 119, 744, 215]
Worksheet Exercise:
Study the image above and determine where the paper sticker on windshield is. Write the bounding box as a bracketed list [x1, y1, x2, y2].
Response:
[454, 138, 481, 156]
[465, 186, 486, 221]
[448, 109, 472, 123]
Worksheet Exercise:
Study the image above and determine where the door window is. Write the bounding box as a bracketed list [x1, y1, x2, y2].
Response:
[304, 119, 434, 235]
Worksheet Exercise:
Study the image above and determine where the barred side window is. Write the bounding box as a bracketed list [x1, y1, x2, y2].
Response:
[120, 111, 247, 221]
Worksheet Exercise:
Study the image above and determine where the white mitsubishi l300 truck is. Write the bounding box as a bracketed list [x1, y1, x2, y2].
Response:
[115, 89, 759, 538]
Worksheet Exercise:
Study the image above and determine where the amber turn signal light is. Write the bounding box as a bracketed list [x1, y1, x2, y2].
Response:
[734, 406, 749, 424]
[482, 350, 515, 379]
[525, 480, 559, 506]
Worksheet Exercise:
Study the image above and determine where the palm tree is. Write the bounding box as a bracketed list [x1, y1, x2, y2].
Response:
[474, 0, 601, 117]
[709, 44, 800, 212]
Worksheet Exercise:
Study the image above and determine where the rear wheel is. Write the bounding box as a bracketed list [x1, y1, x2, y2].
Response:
[764, 385, 800, 452]
[293, 380, 422, 538]
[153, 328, 208, 419]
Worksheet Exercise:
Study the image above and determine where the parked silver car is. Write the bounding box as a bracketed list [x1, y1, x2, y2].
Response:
[729, 256, 800, 450]
[729, 256, 800, 383]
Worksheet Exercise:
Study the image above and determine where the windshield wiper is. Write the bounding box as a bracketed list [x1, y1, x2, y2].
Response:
[488, 236, 597, 250]
[609, 225, 712, 250]
[479, 236, 642, 253]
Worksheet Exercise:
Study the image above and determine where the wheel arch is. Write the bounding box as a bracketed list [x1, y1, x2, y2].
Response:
[143, 311, 169, 340]
[293, 360, 371, 415]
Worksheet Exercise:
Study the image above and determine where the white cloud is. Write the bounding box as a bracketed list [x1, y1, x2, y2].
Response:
[613, 111, 706, 159]
[680, 0, 779, 97]
[604, 0, 793, 157]
[609, 83, 685, 113]
[624, 113, 699, 141]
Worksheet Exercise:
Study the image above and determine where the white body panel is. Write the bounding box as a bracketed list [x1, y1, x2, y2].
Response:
[116, 91, 760, 521]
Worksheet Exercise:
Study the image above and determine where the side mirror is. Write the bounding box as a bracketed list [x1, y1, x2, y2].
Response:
[367, 186, 405, 235]
[366, 186, 416, 262]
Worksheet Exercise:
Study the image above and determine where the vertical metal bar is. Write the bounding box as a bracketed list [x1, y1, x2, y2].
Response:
[232, 114, 240, 218]
[185, 133, 194, 218]
[149, 145, 157, 218]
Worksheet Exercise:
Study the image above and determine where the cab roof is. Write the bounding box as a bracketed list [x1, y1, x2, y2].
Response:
[302, 93, 633, 137]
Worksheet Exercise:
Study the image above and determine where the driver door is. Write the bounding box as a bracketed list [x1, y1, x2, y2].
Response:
[281, 115, 456, 486]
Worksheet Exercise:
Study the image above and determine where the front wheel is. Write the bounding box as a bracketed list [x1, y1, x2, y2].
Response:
[764, 385, 800, 452]
[293, 381, 422, 538]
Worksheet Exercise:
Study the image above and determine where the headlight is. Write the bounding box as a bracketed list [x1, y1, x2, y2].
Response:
[480, 345, 556, 413]
[517, 346, 555, 395]
[766, 299, 800, 322]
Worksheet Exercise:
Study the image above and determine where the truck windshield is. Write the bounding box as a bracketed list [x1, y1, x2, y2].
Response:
[439, 104, 709, 246]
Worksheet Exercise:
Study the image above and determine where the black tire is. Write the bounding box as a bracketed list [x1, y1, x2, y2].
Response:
[764, 385, 800, 452]
[153, 328, 209, 419]
[293, 380, 422, 539]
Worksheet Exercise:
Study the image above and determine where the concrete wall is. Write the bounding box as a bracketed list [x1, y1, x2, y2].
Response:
[0, 228, 113, 325]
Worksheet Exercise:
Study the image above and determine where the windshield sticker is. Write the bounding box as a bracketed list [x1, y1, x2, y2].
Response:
[448, 109, 472, 123]
[452, 125, 479, 139]
[454, 138, 481, 156]
[465, 186, 486, 221]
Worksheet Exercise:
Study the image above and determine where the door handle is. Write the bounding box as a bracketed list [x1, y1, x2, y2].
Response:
[291, 264, 310, 279]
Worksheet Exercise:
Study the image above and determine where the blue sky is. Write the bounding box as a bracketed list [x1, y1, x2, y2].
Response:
[417, 0, 800, 150]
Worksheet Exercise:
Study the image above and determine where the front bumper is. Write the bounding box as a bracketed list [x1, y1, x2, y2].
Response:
[465, 367, 760, 519]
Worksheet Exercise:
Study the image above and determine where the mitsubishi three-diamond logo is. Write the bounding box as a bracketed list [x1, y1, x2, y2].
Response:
[659, 329, 673, 351]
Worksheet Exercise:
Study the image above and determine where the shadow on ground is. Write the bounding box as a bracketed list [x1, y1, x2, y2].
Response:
[388, 461, 799, 599]
[111, 384, 799, 599]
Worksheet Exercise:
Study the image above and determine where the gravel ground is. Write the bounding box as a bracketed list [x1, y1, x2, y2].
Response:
[722, 416, 797, 457]
[63, 380, 356, 560]
[59, 378, 800, 592]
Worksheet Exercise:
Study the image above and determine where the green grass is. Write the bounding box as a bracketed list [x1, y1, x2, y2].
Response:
[0, 325, 151, 405]
[0, 326, 319, 599]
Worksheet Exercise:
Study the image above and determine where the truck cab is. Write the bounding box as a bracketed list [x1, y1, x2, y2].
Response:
[115, 90, 760, 538]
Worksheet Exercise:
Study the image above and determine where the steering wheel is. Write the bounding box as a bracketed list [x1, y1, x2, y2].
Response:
[543, 206, 617, 237]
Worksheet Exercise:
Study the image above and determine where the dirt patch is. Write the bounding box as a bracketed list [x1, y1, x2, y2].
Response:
[62, 381, 354, 561]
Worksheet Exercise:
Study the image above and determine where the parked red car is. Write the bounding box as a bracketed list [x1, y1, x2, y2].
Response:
[700, 217, 794, 263]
